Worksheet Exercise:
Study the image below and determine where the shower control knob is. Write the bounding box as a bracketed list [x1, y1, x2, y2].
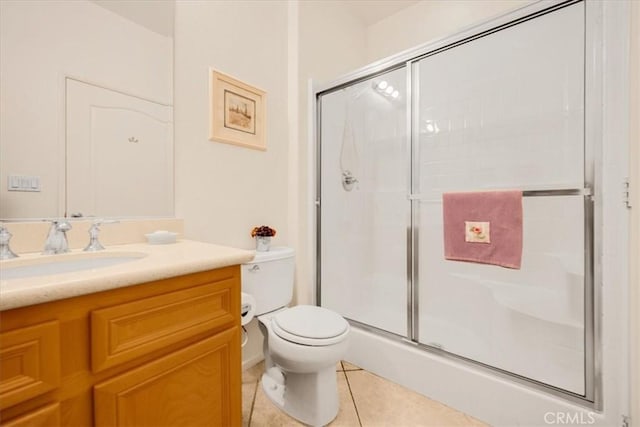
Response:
[342, 170, 358, 192]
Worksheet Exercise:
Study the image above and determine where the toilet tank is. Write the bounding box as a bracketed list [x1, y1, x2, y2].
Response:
[241, 247, 295, 316]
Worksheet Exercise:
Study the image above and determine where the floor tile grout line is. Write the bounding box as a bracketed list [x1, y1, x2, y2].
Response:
[343, 369, 363, 427]
[342, 361, 363, 372]
[246, 362, 486, 427]
[247, 378, 260, 427]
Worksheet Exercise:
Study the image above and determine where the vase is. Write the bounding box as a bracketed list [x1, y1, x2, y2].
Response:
[255, 236, 271, 252]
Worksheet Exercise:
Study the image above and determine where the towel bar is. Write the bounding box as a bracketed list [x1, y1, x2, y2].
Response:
[411, 187, 592, 202]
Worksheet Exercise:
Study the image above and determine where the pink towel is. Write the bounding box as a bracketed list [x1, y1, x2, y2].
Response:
[443, 190, 523, 269]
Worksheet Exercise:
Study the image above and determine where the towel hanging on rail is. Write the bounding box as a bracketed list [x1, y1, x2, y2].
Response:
[442, 190, 523, 269]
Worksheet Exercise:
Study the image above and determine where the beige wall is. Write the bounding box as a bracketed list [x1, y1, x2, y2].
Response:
[365, 0, 532, 63]
[0, 0, 172, 219]
[630, 1, 639, 424]
[173, 0, 364, 367]
[173, 0, 290, 368]
[174, 0, 289, 250]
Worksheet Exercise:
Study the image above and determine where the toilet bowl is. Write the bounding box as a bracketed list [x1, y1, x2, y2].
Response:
[242, 248, 350, 426]
[261, 305, 350, 373]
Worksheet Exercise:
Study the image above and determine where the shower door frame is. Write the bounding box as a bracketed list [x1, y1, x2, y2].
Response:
[315, 0, 599, 408]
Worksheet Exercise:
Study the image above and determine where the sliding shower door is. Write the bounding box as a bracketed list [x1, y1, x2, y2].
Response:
[317, 0, 593, 401]
[413, 3, 588, 395]
[319, 67, 408, 336]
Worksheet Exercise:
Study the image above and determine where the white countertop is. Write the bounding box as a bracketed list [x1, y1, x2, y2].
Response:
[0, 240, 254, 311]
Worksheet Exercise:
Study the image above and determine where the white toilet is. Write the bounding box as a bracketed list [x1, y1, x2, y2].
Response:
[242, 247, 350, 426]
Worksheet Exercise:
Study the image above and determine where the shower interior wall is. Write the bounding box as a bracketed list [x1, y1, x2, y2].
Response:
[320, 67, 408, 336]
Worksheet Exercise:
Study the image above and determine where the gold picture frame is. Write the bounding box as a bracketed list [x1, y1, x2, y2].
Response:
[209, 69, 266, 150]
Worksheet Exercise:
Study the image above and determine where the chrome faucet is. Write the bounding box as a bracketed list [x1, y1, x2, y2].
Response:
[43, 220, 72, 254]
[84, 219, 118, 252]
[0, 224, 18, 259]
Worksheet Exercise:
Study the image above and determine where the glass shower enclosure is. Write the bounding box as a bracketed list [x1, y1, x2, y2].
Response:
[319, 66, 409, 337]
[317, 1, 593, 402]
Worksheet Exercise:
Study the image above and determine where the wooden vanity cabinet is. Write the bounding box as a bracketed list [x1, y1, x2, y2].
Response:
[0, 266, 242, 426]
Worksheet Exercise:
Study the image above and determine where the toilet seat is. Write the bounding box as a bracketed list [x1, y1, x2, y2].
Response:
[271, 305, 349, 346]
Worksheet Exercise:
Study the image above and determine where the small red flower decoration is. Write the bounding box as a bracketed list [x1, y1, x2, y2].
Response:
[251, 225, 276, 237]
[468, 225, 486, 239]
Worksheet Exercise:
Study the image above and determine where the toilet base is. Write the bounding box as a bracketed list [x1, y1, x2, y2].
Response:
[262, 365, 339, 427]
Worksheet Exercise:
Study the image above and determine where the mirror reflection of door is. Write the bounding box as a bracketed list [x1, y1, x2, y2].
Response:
[66, 79, 173, 218]
[0, 0, 173, 220]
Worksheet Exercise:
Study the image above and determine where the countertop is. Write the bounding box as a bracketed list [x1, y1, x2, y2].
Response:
[0, 240, 254, 311]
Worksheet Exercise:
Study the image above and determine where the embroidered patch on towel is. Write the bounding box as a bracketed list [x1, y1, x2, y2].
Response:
[465, 221, 490, 243]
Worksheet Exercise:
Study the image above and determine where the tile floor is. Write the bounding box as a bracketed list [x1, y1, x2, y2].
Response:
[243, 361, 489, 427]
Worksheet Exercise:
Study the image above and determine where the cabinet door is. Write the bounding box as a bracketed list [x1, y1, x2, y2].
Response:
[91, 279, 236, 373]
[0, 321, 60, 410]
[94, 327, 241, 427]
[1, 403, 60, 427]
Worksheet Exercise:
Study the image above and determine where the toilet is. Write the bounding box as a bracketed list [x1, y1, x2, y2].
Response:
[242, 247, 350, 426]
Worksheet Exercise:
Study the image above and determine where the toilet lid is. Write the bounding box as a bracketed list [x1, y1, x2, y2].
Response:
[272, 305, 349, 346]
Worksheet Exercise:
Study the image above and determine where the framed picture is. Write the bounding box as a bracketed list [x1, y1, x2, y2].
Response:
[209, 69, 266, 150]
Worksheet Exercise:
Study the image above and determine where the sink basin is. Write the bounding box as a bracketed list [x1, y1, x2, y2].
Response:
[0, 252, 147, 280]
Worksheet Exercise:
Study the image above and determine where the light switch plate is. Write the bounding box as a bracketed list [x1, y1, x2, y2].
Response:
[7, 175, 41, 192]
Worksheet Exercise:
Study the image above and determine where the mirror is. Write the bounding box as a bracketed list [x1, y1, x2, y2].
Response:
[0, 0, 174, 220]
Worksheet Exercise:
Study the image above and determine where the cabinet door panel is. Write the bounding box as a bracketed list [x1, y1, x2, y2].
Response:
[94, 327, 241, 427]
[1, 403, 60, 427]
[91, 279, 236, 372]
[0, 322, 60, 410]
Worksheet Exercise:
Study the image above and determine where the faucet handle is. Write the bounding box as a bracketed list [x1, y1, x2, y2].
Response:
[88, 219, 119, 234]
[84, 219, 119, 252]
[55, 219, 72, 231]
[91, 219, 119, 227]
[46, 218, 72, 230]
[0, 224, 18, 259]
[41, 219, 72, 255]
